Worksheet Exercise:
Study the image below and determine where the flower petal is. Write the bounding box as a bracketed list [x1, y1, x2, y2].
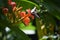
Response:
[20, 11, 26, 17]
[30, 15, 34, 19]
[23, 17, 30, 26]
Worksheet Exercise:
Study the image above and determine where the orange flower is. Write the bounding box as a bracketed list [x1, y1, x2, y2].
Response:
[26, 9, 34, 19]
[30, 15, 34, 19]
[20, 11, 26, 17]
[19, 9, 34, 26]
[26, 9, 31, 13]
[26, 9, 31, 17]
[23, 17, 30, 26]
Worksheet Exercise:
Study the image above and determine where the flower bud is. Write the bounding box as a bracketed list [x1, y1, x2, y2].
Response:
[2, 8, 8, 15]
[10, 2, 16, 8]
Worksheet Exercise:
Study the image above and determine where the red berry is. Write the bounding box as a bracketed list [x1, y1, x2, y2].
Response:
[2, 8, 8, 14]
[23, 17, 30, 26]
[20, 11, 26, 17]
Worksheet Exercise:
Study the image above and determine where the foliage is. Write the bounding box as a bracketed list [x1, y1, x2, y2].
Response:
[35, 0, 60, 40]
[0, 0, 60, 40]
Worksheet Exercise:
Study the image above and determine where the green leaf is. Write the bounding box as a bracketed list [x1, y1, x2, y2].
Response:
[43, 0, 60, 20]
[13, 0, 39, 10]
[8, 24, 31, 40]
[19, 22, 36, 30]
